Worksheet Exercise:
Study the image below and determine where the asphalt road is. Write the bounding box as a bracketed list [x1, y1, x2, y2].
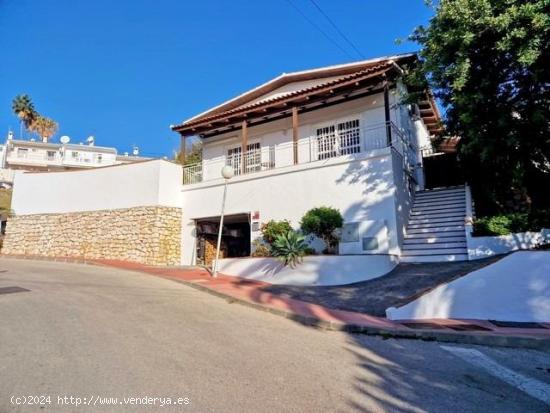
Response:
[0, 258, 548, 413]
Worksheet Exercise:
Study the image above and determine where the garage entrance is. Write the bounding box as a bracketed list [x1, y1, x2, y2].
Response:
[195, 213, 251, 266]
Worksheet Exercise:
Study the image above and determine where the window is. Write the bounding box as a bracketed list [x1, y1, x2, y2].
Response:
[46, 151, 56, 161]
[316, 118, 361, 160]
[227, 146, 242, 174]
[72, 151, 79, 159]
[97, 154, 103, 163]
[227, 142, 261, 175]
[17, 148, 28, 158]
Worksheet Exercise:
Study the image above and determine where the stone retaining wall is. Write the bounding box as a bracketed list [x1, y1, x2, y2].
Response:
[2, 206, 182, 265]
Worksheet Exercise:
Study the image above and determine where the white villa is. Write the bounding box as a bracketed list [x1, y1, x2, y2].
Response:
[172, 54, 446, 267]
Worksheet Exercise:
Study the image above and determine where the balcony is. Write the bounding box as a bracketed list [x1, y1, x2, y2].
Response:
[182, 122, 419, 185]
[7, 151, 62, 166]
[6, 148, 110, 168]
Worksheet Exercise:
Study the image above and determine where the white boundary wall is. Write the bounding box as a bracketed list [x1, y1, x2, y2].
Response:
[11, 160, 183, 215]
[386, 251, 550, 322]
[464, 185, 550, 259]
[467, 229, 550, 260]
[218, 255, 398, 286]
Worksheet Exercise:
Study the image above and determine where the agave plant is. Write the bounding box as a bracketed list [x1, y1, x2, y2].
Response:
[270, 230, 308, 268]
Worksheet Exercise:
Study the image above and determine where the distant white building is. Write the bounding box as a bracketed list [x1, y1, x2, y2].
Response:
[0, 132, 150, 186]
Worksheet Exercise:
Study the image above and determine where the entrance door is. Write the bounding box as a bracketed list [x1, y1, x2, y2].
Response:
[195, 214, 251, 266]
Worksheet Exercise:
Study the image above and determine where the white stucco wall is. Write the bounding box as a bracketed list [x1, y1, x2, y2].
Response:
[218, 255, 398, 286]
[391, 150, 413, 248]
[467, 229, 550, 260]
[386, 251, 550, 322]
[11, 159, 183, 215]
[181, 149, 402, 265]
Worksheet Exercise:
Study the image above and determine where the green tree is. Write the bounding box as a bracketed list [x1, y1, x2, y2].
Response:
[300, 207, 343, 253]
[408, 0, 550, 212]
[260, 220, 293, 244]
[175, 140, 202, 166]
[11, 95, 37, 137]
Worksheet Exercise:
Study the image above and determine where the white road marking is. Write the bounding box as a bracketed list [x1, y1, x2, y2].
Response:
[441, 345, 550, 406]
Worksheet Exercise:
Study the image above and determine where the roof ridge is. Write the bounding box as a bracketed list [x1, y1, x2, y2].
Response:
[177, 53, 416, 127]
[176, 61, 395, 129]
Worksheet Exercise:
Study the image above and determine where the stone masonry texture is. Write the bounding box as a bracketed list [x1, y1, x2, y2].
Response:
[2, 206, 182, 265]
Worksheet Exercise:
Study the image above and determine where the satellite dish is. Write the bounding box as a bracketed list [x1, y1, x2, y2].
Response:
[86, 135, 95, 143]
[60, 136, 70, 144]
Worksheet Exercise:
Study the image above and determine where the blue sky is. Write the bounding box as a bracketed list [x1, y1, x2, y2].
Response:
[0, 0, 433, 158]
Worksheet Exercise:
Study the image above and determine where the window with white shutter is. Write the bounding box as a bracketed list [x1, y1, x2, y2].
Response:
[316, 118, 360, 160]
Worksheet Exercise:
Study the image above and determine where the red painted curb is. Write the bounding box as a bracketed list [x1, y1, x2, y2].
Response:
[94, 259, 550, 342]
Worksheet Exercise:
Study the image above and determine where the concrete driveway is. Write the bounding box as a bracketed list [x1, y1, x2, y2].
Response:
[0, 258, 548, 412]
[263, 256, 502, 316]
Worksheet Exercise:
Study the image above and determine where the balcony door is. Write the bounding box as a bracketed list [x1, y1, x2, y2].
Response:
[227, 142, 261, 175]
[316, 118, 361, 160]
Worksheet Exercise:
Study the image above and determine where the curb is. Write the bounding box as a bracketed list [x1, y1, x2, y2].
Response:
[2, 254, 549, 351]
[131, 272, 550, 352]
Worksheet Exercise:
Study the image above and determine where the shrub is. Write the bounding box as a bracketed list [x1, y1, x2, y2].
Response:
[473, 215, 516, 236]
[251, 239, 271, 257]
[261, 220, 292, 244]
[473, 210, 550, 236]
[300, 206, 343, 253]
[271, 230, 308, 268]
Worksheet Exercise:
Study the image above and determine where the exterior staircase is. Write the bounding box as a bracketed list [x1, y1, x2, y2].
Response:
[401, 185, 469, 262]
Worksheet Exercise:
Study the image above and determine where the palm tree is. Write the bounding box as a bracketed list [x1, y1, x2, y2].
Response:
[11, 95, 37, 138]
[29, 116, 58, 142]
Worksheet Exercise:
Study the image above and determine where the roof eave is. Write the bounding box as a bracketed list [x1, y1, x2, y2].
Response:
[174, 53, 417, 128]
[173, 63, 401, 135]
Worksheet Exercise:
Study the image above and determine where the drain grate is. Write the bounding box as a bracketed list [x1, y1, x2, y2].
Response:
[489, 320, 548, 329]
[0, 286, 30, 295]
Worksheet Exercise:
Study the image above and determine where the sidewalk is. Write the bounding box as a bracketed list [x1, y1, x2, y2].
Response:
[95, 259, 550, 351]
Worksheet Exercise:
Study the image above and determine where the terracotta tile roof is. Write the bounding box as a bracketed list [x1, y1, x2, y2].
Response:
[171, 53, 441, 136]
[173, 61, 396, 131]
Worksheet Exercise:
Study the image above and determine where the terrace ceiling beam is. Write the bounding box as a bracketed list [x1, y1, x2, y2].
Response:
[199, 85, 387, 139]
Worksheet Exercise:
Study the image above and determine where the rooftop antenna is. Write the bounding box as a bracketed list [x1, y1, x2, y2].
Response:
[86, 135, 95, 146]
[132, 146, 139, 156]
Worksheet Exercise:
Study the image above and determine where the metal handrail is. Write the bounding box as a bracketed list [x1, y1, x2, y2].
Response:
[182, 121, 419, 185]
